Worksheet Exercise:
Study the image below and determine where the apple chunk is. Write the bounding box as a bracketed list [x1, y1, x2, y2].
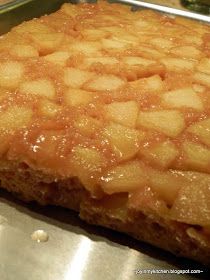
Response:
[74, 115, 102, 137]
[140, 140, 179, 169]
[38, 100, 61, 117]
[170, 46, 201, 59]
[143, 75, 164, 92]
[64, 88, 93, 106]
[149, 169, 184, 206]
[137, 110, 185, 137]
[0, 106, 32, 132]
[104, 123, 141, 161]
[128, 185, 168, 216]
[44, 51, 70, 66]
[69, 41, 101, 56]
[162, 87, 203, 111]
[187, 118, 210, 147]
[122, 56, 155, 66]
[101, 161, 148, 194]
[104, 101, 139, 128]
[170, 172, 210, 226]
[160, 57, 195, 72]
[30, 32, 63, 55]
[182, 141, 210, 172]
[14, 21, 52, 34]
[64, 67, 94, 88]
[197, 58, 210, 74]
[131, 75, 164, 92]
[71, 146, 105, 193]
[102, 38, 130, 50]
[149, 37, 173, 49]
[10, 44, 38, 58]
[193, 72, 210, 88]
[61, 3, 79, 16]
[192, 84, 205, 94]
[0, 61, 24, 89]
[82, 29, 108, 40]
[83, 57, 118, 67]
[85, 75, 125, 91]
[20, 79, 55, 99]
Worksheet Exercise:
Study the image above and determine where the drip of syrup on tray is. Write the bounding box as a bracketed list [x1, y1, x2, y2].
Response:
[31, 229, 49, 243]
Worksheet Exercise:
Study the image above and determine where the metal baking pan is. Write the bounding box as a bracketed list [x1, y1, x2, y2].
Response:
[0, 0, 210, 35]
[0, 1, 210, 279]
[0, 0, 68, 34]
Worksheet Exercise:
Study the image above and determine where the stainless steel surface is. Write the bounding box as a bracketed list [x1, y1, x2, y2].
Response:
[141, 0, 184, 8]
[0, 190, 208, 280]
[0, 0, 31, 9]
[118, 0, 210, 22]
[0, 1, 210, 279]
[0, 0, 16, 6]
[0, 0, 68, 34]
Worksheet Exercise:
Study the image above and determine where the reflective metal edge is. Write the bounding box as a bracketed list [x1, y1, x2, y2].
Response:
[0, 0, 35, 13]
[0, 1, 210, 280]
[0, 0, 69, 34]
[1, 0, 210, 35]
[117, 0, 210, 23]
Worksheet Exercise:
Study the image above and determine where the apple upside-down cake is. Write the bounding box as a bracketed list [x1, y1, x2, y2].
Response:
[0, 0, 210, 265]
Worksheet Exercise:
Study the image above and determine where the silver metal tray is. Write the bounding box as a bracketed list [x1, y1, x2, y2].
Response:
[0, 0, 68, 34]
[0, 1, 210, 279]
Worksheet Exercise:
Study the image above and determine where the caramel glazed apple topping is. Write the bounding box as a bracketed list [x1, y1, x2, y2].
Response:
[1, 1, 210, 236]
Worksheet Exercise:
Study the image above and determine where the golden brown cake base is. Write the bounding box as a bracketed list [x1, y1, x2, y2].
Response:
[1, 160, 209, 266]
[1, 1, 210, 266]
